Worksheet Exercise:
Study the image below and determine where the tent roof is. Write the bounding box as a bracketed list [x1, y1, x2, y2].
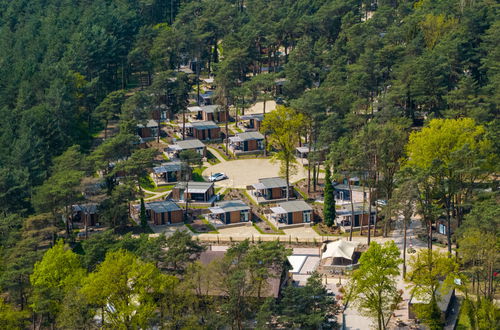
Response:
[321, 240, 359, 260]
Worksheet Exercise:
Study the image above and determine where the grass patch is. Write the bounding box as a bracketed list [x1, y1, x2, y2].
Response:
[152, 185, 174, 193]
[192, 167, 207, 182]
[294, 188, 310, 201]
[252, 222, 285, 235]
[253, 217, 285, 235]
[218, 144, 234, 159]
[202, 219, 219, 233]
[312, 224, 340, 236]
[161, 153, 169, 161]
[210, 146, 230, 161]
[206, 150, 221, 165]
[243, 190, 258, 206]
[186, 221, 219, 234]
[185, 224, 198, 233]
[139, 175, 156, 191]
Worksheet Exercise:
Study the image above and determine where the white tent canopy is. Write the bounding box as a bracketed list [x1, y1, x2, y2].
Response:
[321, 240, 359, 260]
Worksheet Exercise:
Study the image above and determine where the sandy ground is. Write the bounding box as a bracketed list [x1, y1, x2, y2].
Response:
[202, 158, 310, 189]
[244, 100, 277, 115]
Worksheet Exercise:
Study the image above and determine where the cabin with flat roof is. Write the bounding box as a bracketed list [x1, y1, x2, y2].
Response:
[335, 203, 376, 231]
[269, 200, 313, 226]
[239, 114, 263, 131]
[152, 161, 184, 184]
[73, 204, 99, 227]
[145, 200, 183, 225]
[250, 177, 294, 201]
[333, 183, 371, 204]
[189, 105, 228, 123]
[185, 121, 220, 141]
[166, 139, 206, 158]
[229, 131, 265, 154]
[208, 200, 251, 225]
[137, 119, 159, 139]
[171, 181, 215, 203]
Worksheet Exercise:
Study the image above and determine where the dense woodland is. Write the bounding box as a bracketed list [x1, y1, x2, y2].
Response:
[0, 0, 498, 328]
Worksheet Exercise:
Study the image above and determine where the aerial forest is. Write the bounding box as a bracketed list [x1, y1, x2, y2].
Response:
[0, 0, 498, 328]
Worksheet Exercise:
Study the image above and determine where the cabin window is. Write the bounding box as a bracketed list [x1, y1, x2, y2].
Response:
[303, 211, 311, 223]
[438, 224, 446, 235]
[241, 210, 249, 222]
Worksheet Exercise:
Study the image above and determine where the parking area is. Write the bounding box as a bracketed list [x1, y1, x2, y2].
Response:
[202, 158, 310, 189]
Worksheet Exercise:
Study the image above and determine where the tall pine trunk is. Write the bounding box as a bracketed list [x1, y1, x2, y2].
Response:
[348, 180, 355, 241]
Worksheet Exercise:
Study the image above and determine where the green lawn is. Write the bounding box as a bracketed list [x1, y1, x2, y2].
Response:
[152, 185, 174, 192]
[218, 144, 233, 160]
[185, 220, 219, 234]
[243, 190, 258, 206]
[206, 150, 221, 165]
[139, 175, 156, 191]
[253, 218, 285, 235]
[192, 166, 207, 182]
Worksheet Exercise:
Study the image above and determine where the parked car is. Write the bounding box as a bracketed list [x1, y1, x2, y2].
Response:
[208, 172, 227, 182]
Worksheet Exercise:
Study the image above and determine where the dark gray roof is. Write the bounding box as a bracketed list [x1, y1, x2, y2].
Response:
[213, 200, 250, 212]
[175, 181, 214, 193]
[174, 139, 206, 150]
[190, 121, 219, 130]
[236, 131, 264, 141]
[337, 203, 376, 215]
[73, 203, 98, 214]
[334, 183, 366, 192]
[153, 161, 183, 174]
[146, 200, 181, 213]
[240, 114, 264, 121]
[279, 200, 312, 213]
[259, 177, 288, 189]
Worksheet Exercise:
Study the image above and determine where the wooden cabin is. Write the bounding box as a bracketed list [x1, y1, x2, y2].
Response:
[269, 201, 313, 226]
[208, 200, 251, 224]
[171, 181, 215, 203]
[145, 200, 183, 225]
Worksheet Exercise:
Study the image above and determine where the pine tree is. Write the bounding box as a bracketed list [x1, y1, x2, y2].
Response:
[323, 166, 336, 227]
[140, 198, 147, 231]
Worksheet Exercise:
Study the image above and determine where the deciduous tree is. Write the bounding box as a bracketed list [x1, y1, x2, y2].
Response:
[349, 241, 402, 330]
[261, 106, 305, 200]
